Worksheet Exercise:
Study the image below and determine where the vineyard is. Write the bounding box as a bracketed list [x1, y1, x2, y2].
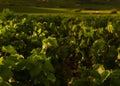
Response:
[0, 10, 120, 86]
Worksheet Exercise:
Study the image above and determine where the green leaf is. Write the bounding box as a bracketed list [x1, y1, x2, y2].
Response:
[31, 48, 43, 56]
[0, 65, 13, 81]
[43, 78, 50, 86]
[0, 57, 4, 65]
[110, 69, 120, 86]
[86, 27, 94, 38]
[2, 54, 24, 68]
[74, 78, 89, 86]
[107, 46, 117, 58]
[110, 69, 120, 77]
[72, 25, 77, 32]
[0, 76, 12, 86]
[44, 59, 54, 72]
[118, 47, 120, 60]
[0, 76, 3, 83]
[106, 22, 114, 33]
[92, 38, 106, 50]
[91, 38, 106, 57]
[0, 28, 6, 35]
[89, 69, 101, 79]
[47, 72, 56, 83]
[3, 58, 15, 68]
[101, 70, 111, 83]
[80, 39, 86, 48]
[30, 62, 42, 77]
[0, 24, 2, 29]
[0, 82, 12, 86]
[42, 36, 58, 49]
[2, 45, 17, 54]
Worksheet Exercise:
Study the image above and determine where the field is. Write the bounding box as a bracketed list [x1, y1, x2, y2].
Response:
[0, 0, 120, 86]
[0, 7, 119, 18]
[0, 0, 120, 15]
[0, 10, 120, 86]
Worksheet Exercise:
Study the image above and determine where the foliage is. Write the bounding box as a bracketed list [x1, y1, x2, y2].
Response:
[0, 12, 120, 86]
[0, 8, 14, 20]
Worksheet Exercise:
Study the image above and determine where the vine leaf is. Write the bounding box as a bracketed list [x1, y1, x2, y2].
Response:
[2, 45, 17, 54]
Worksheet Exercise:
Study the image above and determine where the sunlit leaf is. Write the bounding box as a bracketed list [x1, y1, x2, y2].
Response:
[0, 57, 4, 65]
[2, 45, 17, 54]
[42, 36, 58, 49]
[106, 22, 114, 33]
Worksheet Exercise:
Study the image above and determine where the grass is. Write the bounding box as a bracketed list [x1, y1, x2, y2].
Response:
[0, 4, 119, 17]
[76, 4, 115, 10]
[0, 0, 120, 15]
[0, 5, 119, 13]
[0, 6, 71, 13]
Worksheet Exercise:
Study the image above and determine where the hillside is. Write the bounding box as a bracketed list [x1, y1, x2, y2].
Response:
[0, 0, 120, 8]
[0, 0, 120, 13]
